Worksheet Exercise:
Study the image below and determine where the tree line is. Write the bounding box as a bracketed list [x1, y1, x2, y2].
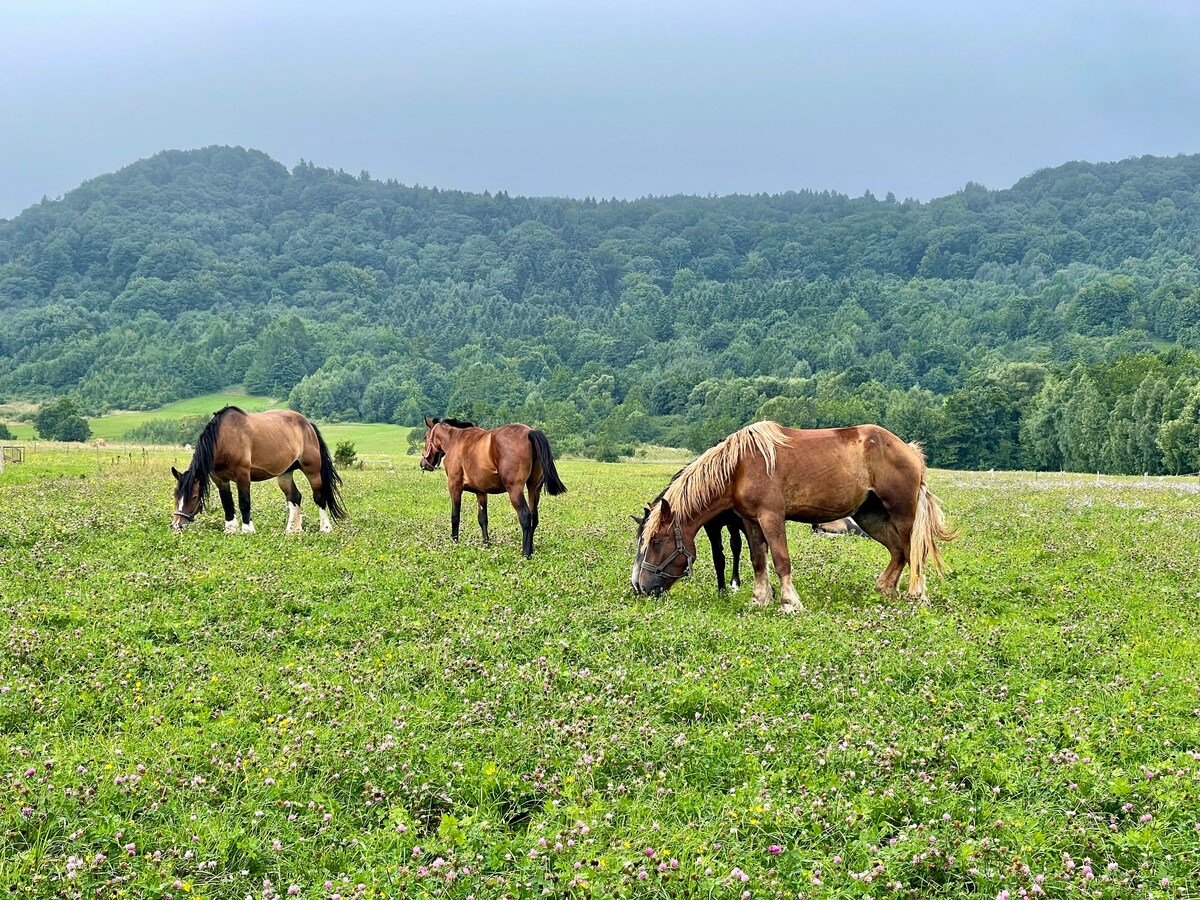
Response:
[1, 146, 1199, 472]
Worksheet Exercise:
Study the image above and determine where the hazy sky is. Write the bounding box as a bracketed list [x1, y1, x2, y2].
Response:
[3, 0, 1199, 219]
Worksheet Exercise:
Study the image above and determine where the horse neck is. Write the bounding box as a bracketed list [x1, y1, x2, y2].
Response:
[438, 425, 477, 459]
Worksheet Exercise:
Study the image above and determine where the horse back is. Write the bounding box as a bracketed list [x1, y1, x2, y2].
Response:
[219, 409, 315, 480]
[736, 424, 923, 522]
[454, 424, 533, 493]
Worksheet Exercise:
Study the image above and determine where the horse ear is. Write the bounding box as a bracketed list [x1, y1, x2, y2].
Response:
[171, 466, 182, 481]
[630, 514, 645, 526]
[659, 499, 673, 521]
[424, 415, 435, 428]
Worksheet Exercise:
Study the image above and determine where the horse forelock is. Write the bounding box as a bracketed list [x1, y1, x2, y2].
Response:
[644, 422, 789, 538]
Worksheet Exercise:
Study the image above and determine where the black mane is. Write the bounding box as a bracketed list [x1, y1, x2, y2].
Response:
[434, 416, 476, 429]
[177, 406, 244, 507]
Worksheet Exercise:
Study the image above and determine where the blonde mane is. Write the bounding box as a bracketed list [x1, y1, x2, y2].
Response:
[644, 421, 790, 538]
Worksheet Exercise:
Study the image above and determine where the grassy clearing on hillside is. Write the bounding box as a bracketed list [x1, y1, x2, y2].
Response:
[2, 451, 1199, 899]
[1, 392, 285, 442]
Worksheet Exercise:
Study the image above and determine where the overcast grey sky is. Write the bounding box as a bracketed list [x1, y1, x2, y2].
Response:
[2, 0, 1199, 219]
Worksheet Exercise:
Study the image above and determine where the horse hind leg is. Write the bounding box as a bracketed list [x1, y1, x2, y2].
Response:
[525, 478, 544, 556]
[277, 473, 303, 534]
[477, 493, 490, 543]
[508, 488, 534, 558]
[302, 472, 335, 533]
[853, 496, 908, 596]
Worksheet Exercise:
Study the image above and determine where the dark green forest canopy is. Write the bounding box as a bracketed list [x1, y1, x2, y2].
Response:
[2, 145, 1199, 472]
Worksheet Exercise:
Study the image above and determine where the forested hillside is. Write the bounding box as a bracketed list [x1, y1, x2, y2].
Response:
[2, 145, 1199, 471]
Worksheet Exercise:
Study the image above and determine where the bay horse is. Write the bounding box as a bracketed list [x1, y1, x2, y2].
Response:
[633, 469, 746, 594]
[420, 416, 566, 557]
[171, 407, 345, 534]
[632, 421, 954, 611]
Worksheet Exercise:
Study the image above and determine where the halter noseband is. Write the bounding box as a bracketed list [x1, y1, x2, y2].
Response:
[639, 519, 695, 581]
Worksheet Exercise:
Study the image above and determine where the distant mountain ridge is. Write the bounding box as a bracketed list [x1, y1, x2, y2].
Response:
[1, 145, 1198, 472]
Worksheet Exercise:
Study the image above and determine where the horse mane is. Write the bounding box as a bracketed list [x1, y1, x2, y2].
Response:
[178, 406, 244, 507]
[645, 421, 790, 534]
[435, 417, 476, 429]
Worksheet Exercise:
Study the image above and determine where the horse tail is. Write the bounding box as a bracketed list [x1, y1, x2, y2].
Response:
[908, 482, 956, 591]
[312, 422, 347, 520]
[529, 429, 567, 496]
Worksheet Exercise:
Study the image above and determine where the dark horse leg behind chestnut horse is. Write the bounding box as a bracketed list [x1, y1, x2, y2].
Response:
[420, 417, 567, 557]
[702, 510, 745, 592]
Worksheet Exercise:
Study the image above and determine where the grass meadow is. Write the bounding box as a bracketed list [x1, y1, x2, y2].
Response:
[2, 443, 1200, 899]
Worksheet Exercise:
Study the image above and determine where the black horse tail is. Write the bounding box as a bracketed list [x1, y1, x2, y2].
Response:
[312, 423, 347, 520]
[529, 429, 567, 496]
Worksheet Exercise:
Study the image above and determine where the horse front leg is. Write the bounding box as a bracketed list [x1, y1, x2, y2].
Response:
[757, 513, 802, 613]
[216, 479, 237, 534]
[236, 476, 255, 534]
[742, 518, 773, 607]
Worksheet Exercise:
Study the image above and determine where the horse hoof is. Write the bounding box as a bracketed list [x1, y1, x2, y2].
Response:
[780, 601, 804, 614]
[241, 523, 256, 534]
[224, 521, 238, 535]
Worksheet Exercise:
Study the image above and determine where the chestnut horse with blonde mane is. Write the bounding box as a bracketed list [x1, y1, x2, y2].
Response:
[171, 407, 345, 534]
[632, 421, 953, 610]
[420, 416, 566, 557]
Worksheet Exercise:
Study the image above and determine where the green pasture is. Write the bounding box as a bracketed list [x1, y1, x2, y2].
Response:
[2, 449, 1200, 899]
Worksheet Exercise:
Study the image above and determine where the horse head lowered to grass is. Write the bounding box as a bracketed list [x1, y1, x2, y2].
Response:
[171, 407, 345, 534]
[632, 421, 954, 610]
[632, 469, 747, 594]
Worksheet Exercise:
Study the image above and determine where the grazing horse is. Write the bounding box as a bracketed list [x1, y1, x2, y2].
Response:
[812, 516, 868, 537]
[171, 407, 345, 534]
[633, 470, 746, 594]
[420, 416, 566, 557]
[632, 421, 954, 611]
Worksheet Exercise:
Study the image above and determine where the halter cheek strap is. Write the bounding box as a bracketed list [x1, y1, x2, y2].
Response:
[639, 520, 695, 580]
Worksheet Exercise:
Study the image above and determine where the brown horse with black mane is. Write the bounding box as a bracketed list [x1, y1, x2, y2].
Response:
[632, 421, 954, 610]
[420, 416, 566, 557]
[171, 407, 345, 534]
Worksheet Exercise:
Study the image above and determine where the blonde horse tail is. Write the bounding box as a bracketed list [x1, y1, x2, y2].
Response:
[908, 482, 956, 597]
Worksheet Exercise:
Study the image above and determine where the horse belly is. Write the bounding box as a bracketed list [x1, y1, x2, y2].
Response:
[464, 472, 505, 494]
[777, 477, 867, 524]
